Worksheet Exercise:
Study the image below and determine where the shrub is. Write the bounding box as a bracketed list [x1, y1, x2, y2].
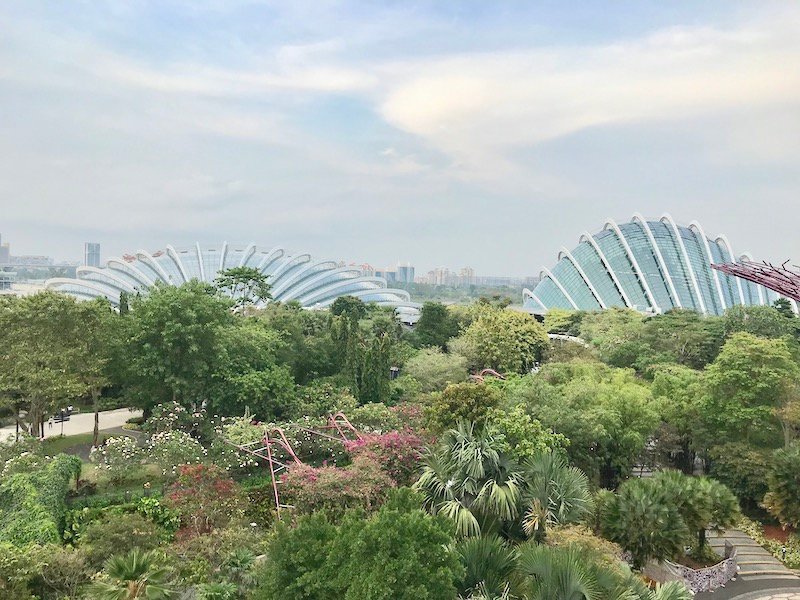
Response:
[166, 525, 268, 587]
[0, 453, 81, 545]
[763, 443, 800, 528]
[78, 512, 163, 568]
[143, 401, 194, 434]
[0, 432, 43, 466]
[164, 464, 245, 538]
[147, 430, 207, 477]
[600, 477, 689, 569]
[33, 545, 92, 600]
[344, 431, 424, 486]
[280, 455, 394, 518]
[425, 382, 500, 432]
[89, 435, 140, 483]
[0, 542, 46, 600]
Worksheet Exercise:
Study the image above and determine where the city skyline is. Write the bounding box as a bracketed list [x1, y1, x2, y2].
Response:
[2, 2, 799, 276]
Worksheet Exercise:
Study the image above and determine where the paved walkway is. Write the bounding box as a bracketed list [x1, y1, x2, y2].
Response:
[696, 530, 800, 599]
[0, 408, 143, 440]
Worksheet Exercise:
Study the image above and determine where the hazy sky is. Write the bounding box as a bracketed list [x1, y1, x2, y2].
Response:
[1, 1, 799, 276]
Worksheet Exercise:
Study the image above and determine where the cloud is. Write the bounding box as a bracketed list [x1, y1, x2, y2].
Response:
[377, 13, 800, 178]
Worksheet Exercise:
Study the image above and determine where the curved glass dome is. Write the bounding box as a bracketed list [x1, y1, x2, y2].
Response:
[524, 213, 796, 316]
[46, 242, 417, 310]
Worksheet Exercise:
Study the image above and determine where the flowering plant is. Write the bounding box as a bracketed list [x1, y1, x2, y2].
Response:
[344, 430, 424, 486]
[146, 430, 206, 477]
[280, 455, 393, 518]
[164, 464, 244, 538]
[89, 435, 140, 479]
[143, 401, 194, 434]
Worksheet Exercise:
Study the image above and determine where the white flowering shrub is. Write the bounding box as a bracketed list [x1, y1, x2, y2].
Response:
[143, 401, 193, 434]
[217, 415, 264, 445]
[1, 451, 48, 477]
[147, 430, 207, 477]
[90, 435, 141, 484]
[0, 432, 43, 464]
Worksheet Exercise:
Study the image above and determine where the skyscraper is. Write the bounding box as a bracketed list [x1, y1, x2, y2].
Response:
[84, 242, 101, 267]
[396, 263, 415, 285]
[0, 234, 9, 265]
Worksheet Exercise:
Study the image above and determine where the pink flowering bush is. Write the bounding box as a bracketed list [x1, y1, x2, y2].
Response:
[344, 431, 424, 486]
[280, 455, 393, 519]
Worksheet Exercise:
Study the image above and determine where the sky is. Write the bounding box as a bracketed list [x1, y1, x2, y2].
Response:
[1, 1, 799, 276]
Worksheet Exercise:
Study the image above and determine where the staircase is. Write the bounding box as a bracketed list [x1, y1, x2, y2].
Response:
[708, 530, 799, 583]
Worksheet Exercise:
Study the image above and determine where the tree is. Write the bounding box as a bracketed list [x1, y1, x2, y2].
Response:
[79, 513, 163, 570]
[253, 512, 338, 599]
[702, 332, 799, 446]
[455, 306, 549, 374]
[213, 266, 271, 312]
[708, 442, 771, 512]
[425, 382, 500, 432]
[330, 295, 366, 321]
[210, 319, 296, 420]
[543, 308, 584, 336]
[486, 405, 567, 464]
[774, 298, 796, 319]
[85, 548, 175, 599]
[651, 471, 739, 551]
[164, 464, 245, 538]
[723, 305, 799, 342]
[413, 302, 460, 350]
[123, 281, 234, 415]
[512, 361, 658, 487]
[414, 421, 524, 538]
[0, 292, 89, 436]
[456, 535, 521, 598]
[400, 347, 468, 394]
[763, 443, 800, 529]
[600, 478, 689, 570]
[521, 451, 592, 542]
[516, 541, 692, 600]
[254, 490, 462, 600]
[74, 298, 122, 447]
[639, 309, 723, 371]
[651, 365, 706, 472]
[327, 493, 463, 599]
[579, 308, 646, 369]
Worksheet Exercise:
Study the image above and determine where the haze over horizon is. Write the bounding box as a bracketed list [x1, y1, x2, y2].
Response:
[2, 1, 799, 277]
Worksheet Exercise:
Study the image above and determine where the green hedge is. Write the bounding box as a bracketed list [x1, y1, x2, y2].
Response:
[0, 453, 81, 545]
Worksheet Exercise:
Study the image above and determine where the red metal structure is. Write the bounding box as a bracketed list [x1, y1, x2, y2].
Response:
[470, 368, 507, 383]
[226, 412, 362, 515]
[712, 260, 800, 302]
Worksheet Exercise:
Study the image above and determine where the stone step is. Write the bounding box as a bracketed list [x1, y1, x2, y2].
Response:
[736, 556, 783, 566]
[738, 573, 800, 581]
[739, 570, 798, 577]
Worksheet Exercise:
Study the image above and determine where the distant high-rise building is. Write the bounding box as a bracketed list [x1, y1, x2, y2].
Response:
[396, 263, 415, 284]
[0, 234, 9, 265]
[84, 242, 101, 267]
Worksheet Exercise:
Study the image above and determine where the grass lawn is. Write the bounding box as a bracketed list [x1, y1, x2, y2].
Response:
[43, 431, 134, 456]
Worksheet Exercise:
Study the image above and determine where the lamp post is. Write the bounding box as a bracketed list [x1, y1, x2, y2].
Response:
[60, 409, 65, 437]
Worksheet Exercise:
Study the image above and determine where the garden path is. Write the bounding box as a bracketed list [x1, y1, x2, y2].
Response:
[0, 408, 142, 440]
[696, 530, 800, 599]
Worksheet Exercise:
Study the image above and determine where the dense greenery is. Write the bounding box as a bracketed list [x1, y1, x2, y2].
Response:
[1, 285, 798, 598]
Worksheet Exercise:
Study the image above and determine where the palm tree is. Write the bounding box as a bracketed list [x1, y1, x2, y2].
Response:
[414, 421, 524, 537]
[196, 581, 238, 600]
[516, 544, 602, 600]
[650, 582, 693, 600]
[521, 451, 592, 541]
[84, 548, 175, 600]
[516, 544, 693, 600]
[601, 478, 689, 570]
[456, 535, 521, 598]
